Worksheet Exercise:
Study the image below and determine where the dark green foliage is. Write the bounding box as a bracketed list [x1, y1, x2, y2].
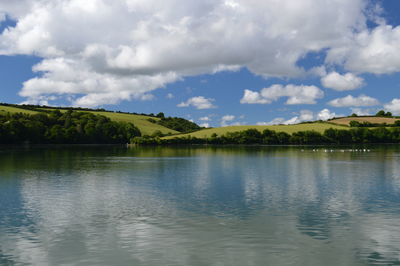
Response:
[324, 128, 352, 144]
[376, 110, 392, 117]
[290, 130, 326, 145]
[151, 130, 164, 137]
[131, 127, 400, 145]
[349, 120, 400, 127]
[155, 117, 202, 133]
[349, 121, 361, 127]
[0, 111, 141, 144]
[156, 112, 165, 118]
[376, 110, 386, 117]
[131, 135, 162, 145]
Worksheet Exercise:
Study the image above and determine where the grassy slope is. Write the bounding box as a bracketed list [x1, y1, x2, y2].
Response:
[84, 111, 178, 135]
[0, 105, 178, 135]
[7, 104, 397, 138]
[164, 123, 348, 139]
[330, 116, 400, 126]
[0, 105, 39, 115]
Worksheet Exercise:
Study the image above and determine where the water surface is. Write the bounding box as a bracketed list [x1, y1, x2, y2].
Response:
[0, 145, 400, 265]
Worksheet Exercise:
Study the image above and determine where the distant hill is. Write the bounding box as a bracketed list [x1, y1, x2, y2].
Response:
[329, 116, 400, 126]
[163, 122, 348, 139]
[0, 103, 178, 136]
[162, 115, 400, 140]
[3, 103, 399, 139]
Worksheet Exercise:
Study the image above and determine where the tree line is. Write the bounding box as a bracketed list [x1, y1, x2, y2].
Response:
[0, 110, 141, 144]
[148, 113, 202, 133]
[131, 127, 400, 145]
[0, 103, 163, 118]
[349, 120, 400, 127]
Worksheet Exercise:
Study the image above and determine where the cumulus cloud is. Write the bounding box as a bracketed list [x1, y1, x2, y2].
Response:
[328, 94, 380, 107]
[221, 115, 235, 121]
[350, 107, 376, 116]
[316, 108, 336, 120]
[220, 115, 237, 127]
[0, 0, 372, 106]
[258, 109, 336, 125]
[199, 123, 210, 128]
[177, 96, 216, 109]
[384, 98, 400, 115]
[240, 84, 324, 105]
[199, 116, 211, 121]
[327, 25, 400, 74]
[321, 72, 364, 91]
[240, 89, 270, 104]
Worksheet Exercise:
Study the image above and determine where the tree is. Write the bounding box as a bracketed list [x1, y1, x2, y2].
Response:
[0, 111, 141, 144]
[156, 112, 165, 119]
[376, 110, 392, 117]
[376, 110, 386, 117]
[349, 121, 361, 127]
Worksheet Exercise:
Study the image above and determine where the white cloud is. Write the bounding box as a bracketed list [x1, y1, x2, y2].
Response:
[316, 108, 336, 120]
[177, 96, 216, 109]
[258, 116, 301, 125]
[240, 89, 270, 104]
[199, 123, 210, 128]
[350, 107, 376, 116]
[221, 115, 235, 121]
[166, 93, 174, 99]
[321, 72, 364, 91]
[328, 94, 380, 107]
[199, 116, 211, 121]
[384, 98, 400, 115]
[221, 115, 236, 127]
[327, 25, 400, 74]
[241, 84, 324, 105]
[0, 0, 371, 106]
[258, 109, 336, 125]
[257, 119, 283, 126]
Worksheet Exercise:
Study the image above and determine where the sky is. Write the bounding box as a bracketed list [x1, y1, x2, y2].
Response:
[0, 0, 400, 127]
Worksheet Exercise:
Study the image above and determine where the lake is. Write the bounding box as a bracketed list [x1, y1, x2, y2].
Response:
[0, 145, 400, 265]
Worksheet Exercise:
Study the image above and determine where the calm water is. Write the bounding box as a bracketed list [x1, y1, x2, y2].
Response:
[0, 145, 400, 266]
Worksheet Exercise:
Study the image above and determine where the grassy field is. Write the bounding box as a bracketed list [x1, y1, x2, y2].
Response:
[330, 116, 400, 126]
[83, 111, 178, 135]
[164, 123, 348, 139]
[5, 103, 398, 137]
[0, 105, 39, 115]
[0, 105, 178, 135]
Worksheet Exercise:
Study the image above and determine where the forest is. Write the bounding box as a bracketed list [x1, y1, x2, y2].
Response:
[132, 127, 400, 145]
[0, 110, 141, 144]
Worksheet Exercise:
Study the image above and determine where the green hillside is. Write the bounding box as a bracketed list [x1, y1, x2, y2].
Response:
[164, 123, 348, 139]
[81, 111, 179, 135]
[0, 105, 39, 115]
[0, 104, 178, 135]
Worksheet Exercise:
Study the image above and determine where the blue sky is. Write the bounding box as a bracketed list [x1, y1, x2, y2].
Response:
[0, 0, 400, 127]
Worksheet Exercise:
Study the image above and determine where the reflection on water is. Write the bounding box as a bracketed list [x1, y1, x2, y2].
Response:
[0, 145, 400, 265]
